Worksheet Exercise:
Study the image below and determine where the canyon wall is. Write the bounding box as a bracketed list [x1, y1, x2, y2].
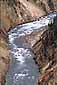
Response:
[32, 29, 57, 85]
[33, 0, 57, 13]
[0, 0, 45, 32]
[0, 0, 57, 32]
[0, 30, 10, 85]
[24, 16, 57, 85]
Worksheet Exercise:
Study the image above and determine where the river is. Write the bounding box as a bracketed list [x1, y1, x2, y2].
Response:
[6, 12, 57, 85]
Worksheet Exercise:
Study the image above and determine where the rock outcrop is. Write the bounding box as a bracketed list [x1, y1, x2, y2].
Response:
[0, 0, 57, 32]
[30, 0, 57, 14]
[25, 16, 57, 85]
[0, 29, 10, 85]
[32, 29, 57, 84]
[0, 0, 45, 32]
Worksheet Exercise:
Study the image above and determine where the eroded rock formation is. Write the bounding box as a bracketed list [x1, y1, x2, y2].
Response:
[0, 0, 45, 32]
[0, 29, 10, 85]
[30, 0, 57, 14]
[0, 0, 57, 32]
[26, 16, 57, 85]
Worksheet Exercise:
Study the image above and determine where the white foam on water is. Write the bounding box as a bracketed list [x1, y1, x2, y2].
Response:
[9, 35, 14, 43]
[9, 12, 57, 38]
[13, 73, 29, 83]
[11, 48, 30, 64]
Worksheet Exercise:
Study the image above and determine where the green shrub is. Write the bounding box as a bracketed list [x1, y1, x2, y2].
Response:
[33, 0, 37, 3]
[48, 16, 57, 40]
[48, 16, 57, 29]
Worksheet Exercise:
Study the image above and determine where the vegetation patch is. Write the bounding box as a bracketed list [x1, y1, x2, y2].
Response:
[48, 16, 57, 40]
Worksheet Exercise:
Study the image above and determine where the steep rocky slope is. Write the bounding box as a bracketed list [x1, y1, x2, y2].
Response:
[0, 0, 57, 32]
[32, 29, 57, 84]
[29, 0, 57, 14]
[25, 16, 57, 85]
[0, 0, 45, 32]
[0, 30, 10, 85]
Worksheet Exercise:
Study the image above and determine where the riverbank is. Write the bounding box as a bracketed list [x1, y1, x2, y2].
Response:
[0, 29, 10, 84]
[24, 17, 57, 84]
[1, 0, 57, 32]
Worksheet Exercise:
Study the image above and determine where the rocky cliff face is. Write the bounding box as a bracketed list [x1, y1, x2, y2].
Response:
[24, 16, 57, 85]
[31, 0, 57, 14]
[0, 0, 57, 32]
[0, 0, 45, 32]
[32, 17, 57, 85]
[0, 29, 10, 85]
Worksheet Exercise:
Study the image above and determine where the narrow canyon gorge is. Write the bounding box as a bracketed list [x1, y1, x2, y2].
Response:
[0, 0, 57, 85]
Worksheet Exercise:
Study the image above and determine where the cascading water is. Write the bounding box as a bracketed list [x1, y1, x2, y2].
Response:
[6, 12, 57, 85]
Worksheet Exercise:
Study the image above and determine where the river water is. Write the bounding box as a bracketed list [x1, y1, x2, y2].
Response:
[6, 12, 57, 85]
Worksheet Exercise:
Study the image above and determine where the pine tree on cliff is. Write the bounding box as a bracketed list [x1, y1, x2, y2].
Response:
[48, 16, 57, 40]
